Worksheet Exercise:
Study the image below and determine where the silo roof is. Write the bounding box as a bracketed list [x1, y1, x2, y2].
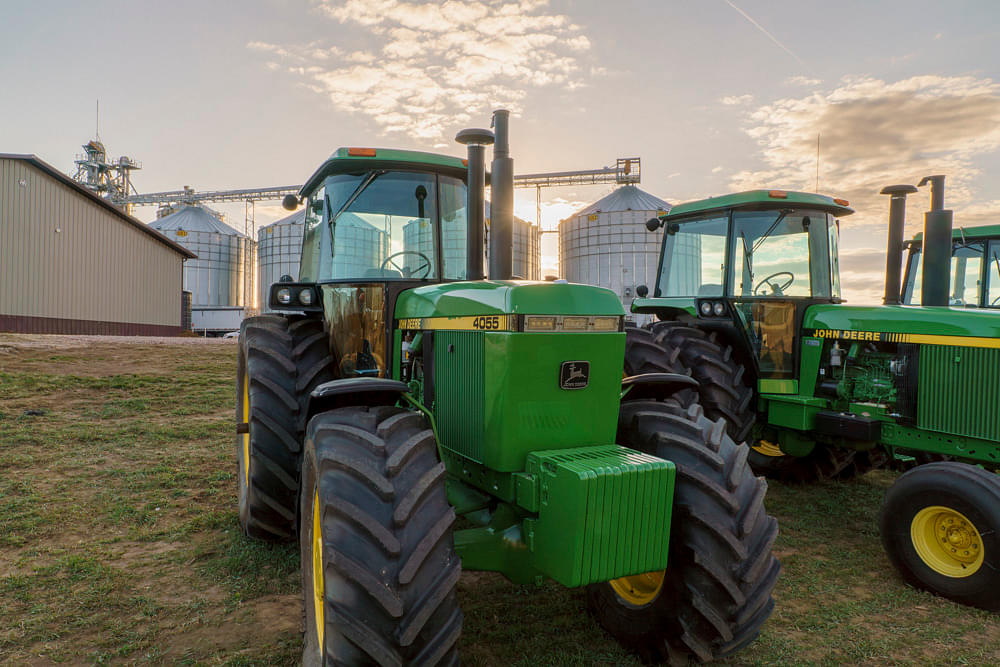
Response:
[262, 208, 306, 229]
[570, 185, 671, 218]
[151, 205, 248, 237]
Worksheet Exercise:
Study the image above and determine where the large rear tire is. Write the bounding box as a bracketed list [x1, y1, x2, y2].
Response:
[624, 327, 696, 407]
[300, 406, 462, 665]
[879, 461, 1000, 611]
[649, 323, 755, 444]
[587, 399, 781, 663]
[237, 315, 335, 540]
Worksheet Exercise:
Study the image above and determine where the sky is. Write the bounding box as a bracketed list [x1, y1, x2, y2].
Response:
[2, 1, 1000, 303]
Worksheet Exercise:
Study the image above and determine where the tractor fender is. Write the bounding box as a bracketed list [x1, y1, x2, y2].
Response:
[622, 372, 698, 401]
[306, 378, 412, 422]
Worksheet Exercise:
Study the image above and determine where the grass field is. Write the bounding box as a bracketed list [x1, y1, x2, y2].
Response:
[1, 336, 998, 665]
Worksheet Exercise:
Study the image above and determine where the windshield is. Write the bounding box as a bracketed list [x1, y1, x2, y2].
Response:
[730, 209, 834, 298]
[903, 242, 987, 306]
[298, 170, 467, 282]
[655, 208, 837, 299]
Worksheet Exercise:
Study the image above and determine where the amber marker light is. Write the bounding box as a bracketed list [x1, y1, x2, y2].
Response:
[768, 190, 788, 199]
[834, 198, 850, 206]
[348, 147, 377, 157]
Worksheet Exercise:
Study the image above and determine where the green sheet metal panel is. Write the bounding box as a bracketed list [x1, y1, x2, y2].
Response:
[523, 446, 675, 588]
[918, 345, 1000, 442]
[434, 331, 485, 461]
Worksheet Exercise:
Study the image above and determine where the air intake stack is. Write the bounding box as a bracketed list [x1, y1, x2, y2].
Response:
[455, 127, 495, 281]
[489, 109, 514, 280]
[880, 184, 918, 305]
[918, 175, 953, 307]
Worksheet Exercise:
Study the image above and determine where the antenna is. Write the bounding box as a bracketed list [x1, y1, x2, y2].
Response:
[815, 133, 820, 192]
[96, 100, 100, 141]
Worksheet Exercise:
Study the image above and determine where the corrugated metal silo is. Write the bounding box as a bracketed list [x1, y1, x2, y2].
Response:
[258, 209, 305, 312]
[487, 203, 540, 280]
[149, 205, 252, 332]
[558, 185, 671, 324]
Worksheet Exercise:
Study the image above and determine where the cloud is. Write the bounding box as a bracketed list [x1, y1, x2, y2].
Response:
[711, 166, 724, 174]
[786, 75, 821, 87]
[250, 0, 592, 139]
[721, 94, 753, 106]
[730, 75, 1000, 232]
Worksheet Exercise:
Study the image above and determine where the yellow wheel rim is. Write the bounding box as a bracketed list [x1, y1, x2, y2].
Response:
[752, 440, 785, 458]
[312, 489, 325, 648]
[911, 505, 984, 578]
[241, 374, 251, 488]
[609, 570, 665, 606]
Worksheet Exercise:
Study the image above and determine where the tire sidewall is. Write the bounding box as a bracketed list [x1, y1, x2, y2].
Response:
[236, 343, 251, 527]
[299, 431, 323, 666]
[881, 471, 1000, 606]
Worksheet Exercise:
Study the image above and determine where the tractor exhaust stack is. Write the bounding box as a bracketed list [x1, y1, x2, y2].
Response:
[918, 175, 953, 307]
[880, 184, 918, 305]
[455, 127, 494, 281]
[489, 109, 514, 281]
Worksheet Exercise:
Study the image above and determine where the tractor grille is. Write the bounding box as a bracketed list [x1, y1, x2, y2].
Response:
[918, 345, 1000, 442]
[434, 331, 485, 461]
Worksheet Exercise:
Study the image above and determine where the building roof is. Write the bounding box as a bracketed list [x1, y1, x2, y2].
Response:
[0, 153, 196, 259]
[150, 205, 248, 237]
[569, 185, 671, 219]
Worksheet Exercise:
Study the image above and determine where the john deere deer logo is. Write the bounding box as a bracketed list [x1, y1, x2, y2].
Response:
[559, 361, 590, 390]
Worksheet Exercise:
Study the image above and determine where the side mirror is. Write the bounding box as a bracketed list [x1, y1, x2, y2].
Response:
[636, 284, 649, 298]
[645, 217, 662, 232]
[282, 194, 300, 211]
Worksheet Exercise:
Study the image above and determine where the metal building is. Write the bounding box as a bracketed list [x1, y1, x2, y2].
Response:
[0, 154, 195, 334]
[149, 205, 251, 333]
[258, 208, 305, 312]
[558, 185, 671, 324]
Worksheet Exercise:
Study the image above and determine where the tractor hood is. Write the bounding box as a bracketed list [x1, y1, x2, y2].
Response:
[395, 280, 626, 319]
[804, 304, 1000, 343]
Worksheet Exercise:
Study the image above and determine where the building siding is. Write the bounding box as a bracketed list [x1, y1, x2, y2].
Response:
[0, 158, 185, 331]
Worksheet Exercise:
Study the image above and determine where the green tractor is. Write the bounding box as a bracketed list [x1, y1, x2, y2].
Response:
[631, 178, 1000, 610]
[901, 223, 1000, 308]
[235, 112, 780, 664]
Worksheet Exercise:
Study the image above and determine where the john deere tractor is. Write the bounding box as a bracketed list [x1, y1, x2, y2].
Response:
[235, 112, 780, 665]
[631, 178, 1000, 610]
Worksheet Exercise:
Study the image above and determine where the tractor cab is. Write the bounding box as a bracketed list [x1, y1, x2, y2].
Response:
[272, 148, 471, 379]
[900, 225, 1000, 308]
[639, 190, 853, 381]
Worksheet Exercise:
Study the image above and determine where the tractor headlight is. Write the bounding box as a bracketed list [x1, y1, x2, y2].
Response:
[562, 316, 589, 330]
[591, 317, 619, 331]
[277, 288, 292, 305]
[298, 288, 314, 306]
[700, 301, 713, 316]
[713, 302, 725, 316]
[524, 315, 557, 331]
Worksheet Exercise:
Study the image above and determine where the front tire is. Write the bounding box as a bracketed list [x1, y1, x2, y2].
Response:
[300, 406, 462, 665]
[587, 400, 781, 663]
[237, 315, 335, 540]
[879, 461, 1000, 611]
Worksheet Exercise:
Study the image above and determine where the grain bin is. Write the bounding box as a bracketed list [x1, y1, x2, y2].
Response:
[558, 185, 670, 325]
[258, 209, 305, 312]
[486, 203, 540, 280]
[149, 205, 251, 333]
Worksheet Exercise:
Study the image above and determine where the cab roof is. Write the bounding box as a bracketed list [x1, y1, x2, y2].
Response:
[663, 189, 854, 220]
[300, 147, 468, 196]
[910, 223, 1000, 244]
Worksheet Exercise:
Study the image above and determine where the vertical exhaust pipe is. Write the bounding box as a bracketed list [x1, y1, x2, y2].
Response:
[489, 109, 514, 280]
[917, 175, 952, 307]
[880, 184, 918, 305]
[455, 127, 494, 281]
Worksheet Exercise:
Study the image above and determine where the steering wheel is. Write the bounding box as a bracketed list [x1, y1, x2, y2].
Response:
[381, 251, 432, 278]
[754, 271, 795, 296]
[992, 294, 1000, 307]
